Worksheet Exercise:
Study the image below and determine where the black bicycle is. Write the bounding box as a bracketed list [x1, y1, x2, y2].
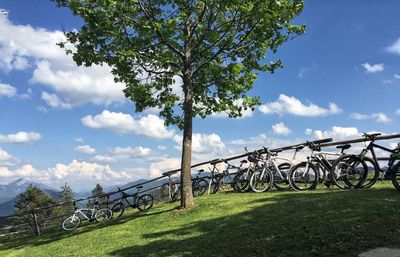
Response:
[111, 186, 154, 217]
[171, 169, 208, 202]
[348, 133, 400, 188]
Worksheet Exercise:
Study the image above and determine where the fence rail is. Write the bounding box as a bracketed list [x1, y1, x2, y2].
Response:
[1, 133, 400, 238]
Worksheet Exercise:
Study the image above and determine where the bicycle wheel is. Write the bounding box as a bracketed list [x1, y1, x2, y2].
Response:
[234, 168, 251, 192]
[391, 163, 400, 191]
[210, 176, 222, 194]
[331, 155, 367, 189]
[62, 215, 81, 231]
[95, 208, 112, 222]
[137, 194, 154, 211]
[360, 156, 379, 188]
[192, 178, 208, 196]
[289, 162, 319, 191]
[273, 162, 292, 190]
[111, 202, 125, 218]
[249, 168, 273, 193]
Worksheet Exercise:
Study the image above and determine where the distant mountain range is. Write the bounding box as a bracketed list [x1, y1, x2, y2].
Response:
[0, 177, 171, 216]
[0, 178, 59, 216]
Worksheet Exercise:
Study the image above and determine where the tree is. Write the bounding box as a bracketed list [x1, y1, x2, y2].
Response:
[54, 0, 305, 209]
[58, 183, 75, 214]
[88, 183, 107, 207]
[14, 184, 56, 233]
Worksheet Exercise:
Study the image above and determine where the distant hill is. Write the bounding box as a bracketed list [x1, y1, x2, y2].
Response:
[0, 178, 58, 216]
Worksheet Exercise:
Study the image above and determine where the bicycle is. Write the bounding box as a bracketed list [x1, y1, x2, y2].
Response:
[268, 146, 304, 190]
[208, 159, 248, 193]
[233, 148, 266, 192]
[343, 133, 400, 188]
[111, 186, 154, 217]
[171, 169, 209, 202]
[62, 201, 112, 231]
[288, 138, 365, 190]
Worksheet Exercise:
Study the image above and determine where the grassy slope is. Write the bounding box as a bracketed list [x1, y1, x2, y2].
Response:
[1, 182, 400, 257]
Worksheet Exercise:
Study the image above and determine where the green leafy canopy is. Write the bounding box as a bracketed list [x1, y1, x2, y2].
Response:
[54, 0, 305, 128]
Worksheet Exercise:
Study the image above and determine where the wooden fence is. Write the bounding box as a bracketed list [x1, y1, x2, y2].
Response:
[1, 133, 399, 238]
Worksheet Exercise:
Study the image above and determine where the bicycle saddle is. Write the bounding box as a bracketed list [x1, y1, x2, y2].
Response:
[136, 185, 143, 189]
[198, 169, 205, 173]
[293, 145, 305, 151]
[336, 144, 351, 150]
[240, 160, 248, 164]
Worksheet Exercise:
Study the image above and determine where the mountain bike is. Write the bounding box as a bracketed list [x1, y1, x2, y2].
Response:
[111, 186, 154, 217]
[208, 159, 247, 193]
[171, 169, 209, 202]
[288, 138, 366, 190]
[62, 201, 112, 231]
[233, 148, 266, 192]
[343, 133, 400, 188]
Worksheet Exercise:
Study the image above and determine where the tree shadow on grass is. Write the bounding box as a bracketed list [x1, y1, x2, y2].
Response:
[0, 206, 176, 250]
[109, 188, 400, 257]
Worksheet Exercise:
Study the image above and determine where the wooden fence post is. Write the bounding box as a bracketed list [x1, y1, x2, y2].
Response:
[32, 211, 40, 236]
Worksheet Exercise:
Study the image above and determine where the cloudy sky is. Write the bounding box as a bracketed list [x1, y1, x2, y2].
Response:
[0, 1, 399, 192]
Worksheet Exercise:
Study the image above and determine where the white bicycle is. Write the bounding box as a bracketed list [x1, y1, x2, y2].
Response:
[62, 201, 112, 231]
[249, 147, 298, 193]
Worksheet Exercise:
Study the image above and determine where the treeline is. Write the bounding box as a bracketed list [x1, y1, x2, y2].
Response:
[3, 183, 107, 234]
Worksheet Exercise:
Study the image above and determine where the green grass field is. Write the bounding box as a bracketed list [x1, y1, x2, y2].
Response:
[1, 182, 400, 257]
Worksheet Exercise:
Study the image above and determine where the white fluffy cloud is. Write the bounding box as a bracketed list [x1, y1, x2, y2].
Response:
[0, 147, 17, 166]
[305, 128, 313, 135]
[211, 99, 254, 119]
[82, 110, 175, 139]
[41, 91, 72, 109]
[314, 126, 360, 141]
[0, 16, 125, 107]
[258, 94, 341, 117]
[395, 74, 400, 79]
[149, 157, 180, 178]
[0, 131, 41, 144]
[0, 164, 37, 178]
[0, 83, 17, 97]
[173, 133, 226, 155]
[361, 63, 384, 73]
[93, 155, 117, 163]
[74, 145, 96, 154]
[386, 38, 400, 55]
[31, 60, 125, 106]
[350, 112, 391, 123]
[272, 122, 291, 136]
[108, 146, 152, 159]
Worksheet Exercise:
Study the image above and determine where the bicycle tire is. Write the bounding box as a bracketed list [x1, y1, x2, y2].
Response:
[330, 154, 367, 189]
[193, 178, 208, 196]
[137, 194, 154, 211]
[249, 168, 273, 193]
[359, 156, 379, 188]
[95, 208, 113, 222]
[62, 215, 81, 231]
[210, 176, 222, 194]
[289, 162, 319, 191]
[233, 168, 251, 192]
[273, 162, 292, 191]
[111, 202, 125, 218]
[391, 162, 400, 192]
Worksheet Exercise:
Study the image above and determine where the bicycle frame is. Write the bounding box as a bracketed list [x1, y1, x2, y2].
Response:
[304, 150, 342, 180]
[72, 207, 96, 221]
[359, 140, 399, 176]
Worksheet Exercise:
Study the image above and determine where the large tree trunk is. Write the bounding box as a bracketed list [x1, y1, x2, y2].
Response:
[180, 62, 195, 209]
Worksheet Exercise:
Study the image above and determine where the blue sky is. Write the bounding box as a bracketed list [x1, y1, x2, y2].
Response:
[0, 0, 399, 191]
